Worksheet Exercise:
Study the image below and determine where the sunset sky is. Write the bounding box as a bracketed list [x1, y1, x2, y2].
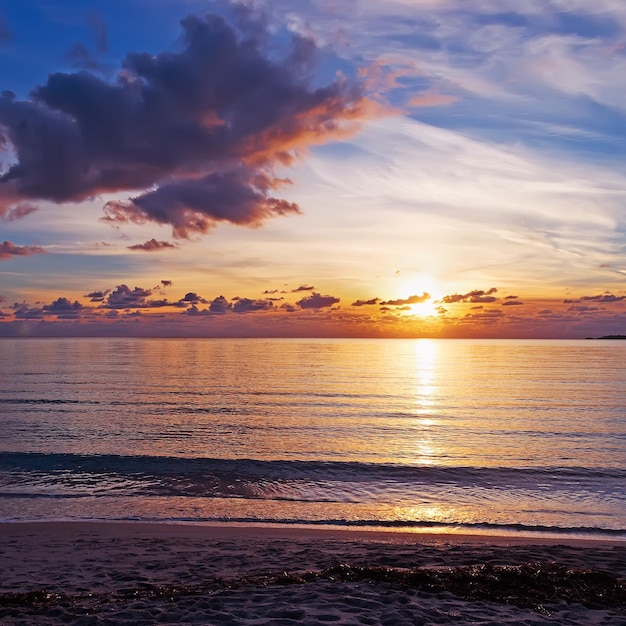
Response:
[1, 0, 625, 338]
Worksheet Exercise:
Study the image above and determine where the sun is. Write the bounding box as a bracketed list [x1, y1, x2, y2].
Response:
[397, 274, 443, 318]
[408, 298, 440, 317]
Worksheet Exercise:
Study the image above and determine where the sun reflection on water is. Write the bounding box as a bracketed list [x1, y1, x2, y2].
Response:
[410, 339, 442, 464]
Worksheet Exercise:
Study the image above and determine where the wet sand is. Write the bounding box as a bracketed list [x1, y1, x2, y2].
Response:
[1, 522, 625, 625]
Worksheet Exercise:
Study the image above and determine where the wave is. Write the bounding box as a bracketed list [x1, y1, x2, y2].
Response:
[2, 453, 625, 536]
[1, 510, 623, 540]
[2, 451, 625, 476]
[1, 452, 624, 497]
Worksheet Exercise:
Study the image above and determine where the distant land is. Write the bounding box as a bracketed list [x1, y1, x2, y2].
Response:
[585, 335, 626, 340]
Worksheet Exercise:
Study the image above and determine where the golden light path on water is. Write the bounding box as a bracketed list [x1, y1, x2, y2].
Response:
[410, 339, 439, 465]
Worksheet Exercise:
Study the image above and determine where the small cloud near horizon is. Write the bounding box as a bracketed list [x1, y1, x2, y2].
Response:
[127, 239, 179, 252]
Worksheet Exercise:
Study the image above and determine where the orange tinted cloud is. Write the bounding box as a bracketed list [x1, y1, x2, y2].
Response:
[0, 12, 367, 237]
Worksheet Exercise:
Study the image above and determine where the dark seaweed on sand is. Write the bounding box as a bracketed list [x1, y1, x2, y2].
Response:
[1, 562, 625, 614]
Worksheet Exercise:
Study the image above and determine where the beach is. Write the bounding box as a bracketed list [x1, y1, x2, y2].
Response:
[1, 340, 625, 623]
[1, 522, 625, 625]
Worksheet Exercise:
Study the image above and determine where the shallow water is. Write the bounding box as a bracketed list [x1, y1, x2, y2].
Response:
[1, 338, 624, 537]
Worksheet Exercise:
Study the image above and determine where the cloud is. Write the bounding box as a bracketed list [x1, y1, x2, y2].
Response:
[127, 239, 179, 252]
[209, 295, 232, 314]
[564, 293, 626, 303]
[42, 297, 85, 318]
[178, 292, 207, 305]
[0, 203, 38, 222]
[13, 304, 44, 319]
[0, 12, 366, 236]
[440, 288, 498, 304]
[581, 294, 626, 303]
[85, 289, 110, 302]
[292, 285, 315, 292]
[502, 300, 524, 306]
[161, 280, 173, 287]
[103, 284, 152, 309]
[103, 168, 301, 238]
[297, 292, 340, 309]
[0, 240, 45, 260]
[351, 297, 380, 306]
[232, 298, 274, 313]
[380, 293, 430, 306]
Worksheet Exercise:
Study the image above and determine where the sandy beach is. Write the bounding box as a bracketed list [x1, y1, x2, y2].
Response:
[0, 523, 624, 625]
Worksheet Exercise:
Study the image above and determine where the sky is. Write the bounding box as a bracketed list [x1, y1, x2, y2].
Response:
[0, 0, 625, 338]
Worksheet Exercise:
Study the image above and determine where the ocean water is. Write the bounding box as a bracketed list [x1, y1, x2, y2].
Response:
[0, 338, 624, 539]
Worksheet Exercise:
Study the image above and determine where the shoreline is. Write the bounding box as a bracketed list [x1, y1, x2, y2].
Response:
[2, 520, 625, 625]
[3, 519, 626, 548]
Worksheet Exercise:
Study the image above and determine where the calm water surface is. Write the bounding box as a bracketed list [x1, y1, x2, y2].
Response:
[0, 338, 624, 538]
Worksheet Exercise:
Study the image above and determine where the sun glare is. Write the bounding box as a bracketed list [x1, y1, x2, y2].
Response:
[398, 274, 443, 317]
[408, 299, 439, 317]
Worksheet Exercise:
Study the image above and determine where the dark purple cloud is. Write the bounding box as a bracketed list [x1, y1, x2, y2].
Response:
[502, 300, 524, 306]
[209, 295, 232, 314]
[85, 289, 110, 302]
[292, 285, 314, 292]
[0, 12, 365, 236]
[103, 284, 152, 309]
[233, 297, 274, 313]
[178, 292, 207, 305]
[13, 304, 44, 319]
[103, 168, 300, 237]
[564, 294, 626, 303]
[351, 298, 380, 306]
[87, 284, 183, 309]
[380, 293, 429, 306]
[45, 300, 88, 320]
[0, 240, 45, 260]
[297, 292, 340, 309]
[161, 280, 173, 287]
[127, 239, 179, 252]
[440, 288, 498, 304]
[43, 297, 84, 314]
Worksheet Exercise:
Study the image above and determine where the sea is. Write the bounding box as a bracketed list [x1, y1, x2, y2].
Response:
[0, 338, 624, 540]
